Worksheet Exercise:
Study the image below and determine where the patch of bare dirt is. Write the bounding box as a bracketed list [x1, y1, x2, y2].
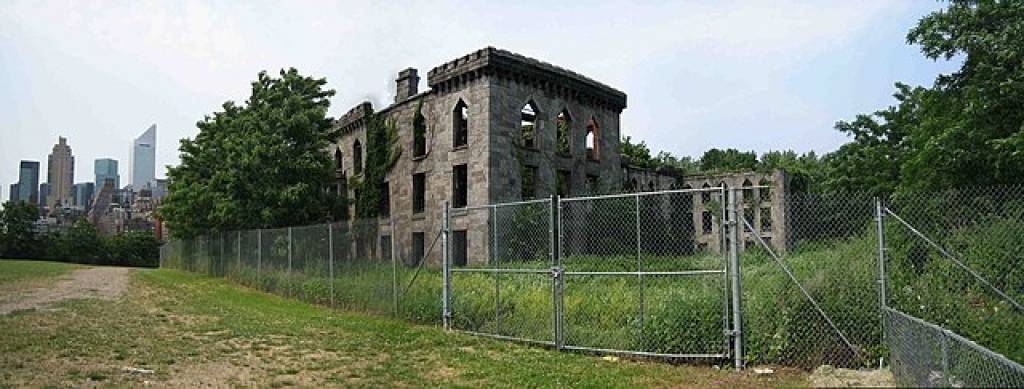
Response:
[810, 365, 894, 387]
[0, 267, 129, 314]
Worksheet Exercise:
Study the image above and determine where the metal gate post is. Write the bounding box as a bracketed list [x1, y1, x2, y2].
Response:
[442, 201, 452, 330]
[728, 188, 745, 370]
[288, 227, 293, 298]
[257, 229, 262, 290]
[551, 195, 564, 349]
[328, 222, 334, 308]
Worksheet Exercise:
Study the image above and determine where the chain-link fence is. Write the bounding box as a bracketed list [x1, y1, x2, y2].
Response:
[881, 187, 1024, 386]
[738, 189, 880, 369]
[161, 218, 443, 324]
[161, 185, 1024, 378]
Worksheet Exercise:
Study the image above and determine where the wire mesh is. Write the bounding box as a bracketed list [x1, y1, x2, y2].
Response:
[160, 217, 442, 324]
[882, 186, 1024, 384]
[560, 189, 728, 358]
[155, 185, 1024, 379]
[739, 189, 879, 369]
[449, 200, 554, 345]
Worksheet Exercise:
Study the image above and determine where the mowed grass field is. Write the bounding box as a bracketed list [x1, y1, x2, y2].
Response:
[0, 260, 808, 387]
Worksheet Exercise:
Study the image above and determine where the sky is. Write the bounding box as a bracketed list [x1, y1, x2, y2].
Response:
[0, 0, 962, 202]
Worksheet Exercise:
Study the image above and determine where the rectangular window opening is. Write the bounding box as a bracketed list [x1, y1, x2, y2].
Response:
[412, 232, 425, 266]
[413, 173, 426, 214]
[702, 211, 713, 235]
[521, 165, 537, 200]
[380, 182, 390, 217]
[760, 207, 773, 232]
[380, 235, 392, 261]
[453, 230, 467, 267]
[453, 164, 468, 208]
[556, 170, 571, 198]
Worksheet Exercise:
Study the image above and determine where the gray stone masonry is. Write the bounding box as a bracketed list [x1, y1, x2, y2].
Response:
[330, 47, 627, 265]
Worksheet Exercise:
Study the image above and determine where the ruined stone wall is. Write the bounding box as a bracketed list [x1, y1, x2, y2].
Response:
[331, 47, 627, 265]
[622, 167, 791, 253]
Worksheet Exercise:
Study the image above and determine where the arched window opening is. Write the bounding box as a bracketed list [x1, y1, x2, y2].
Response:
[453, 100, 468, 148]
[585, 118, 599, 160]
[701, 182, 712, 204]
[556, 110, 571, 155]
[334, 148, 343, 171]
[742, 179, 754, 203]
[353, 140, 363, 175]
[521, 102, 538, 149]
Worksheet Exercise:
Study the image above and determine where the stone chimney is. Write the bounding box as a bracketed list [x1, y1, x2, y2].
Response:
[395, 68, 419, 103]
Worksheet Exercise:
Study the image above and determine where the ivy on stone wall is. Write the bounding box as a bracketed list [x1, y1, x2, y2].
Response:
[353, 111, 402, 220]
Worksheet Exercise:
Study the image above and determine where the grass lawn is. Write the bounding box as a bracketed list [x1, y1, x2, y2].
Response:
[0, 260, 808, 387]
[0, 259, 85, 295]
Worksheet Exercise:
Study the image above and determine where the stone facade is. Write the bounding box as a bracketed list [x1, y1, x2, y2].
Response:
[331, 47, 627, 265]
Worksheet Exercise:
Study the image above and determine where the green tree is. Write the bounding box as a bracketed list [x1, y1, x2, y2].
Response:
[830, 1, 1024, 192]
[620, 136, 656, 168]
[698, 148, 758, 172]
[163, 68, 340, 238]
[0, 201, 41, 259]
[57, 220, 108, 264]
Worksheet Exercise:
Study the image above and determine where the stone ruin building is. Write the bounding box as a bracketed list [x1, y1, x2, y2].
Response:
[331, 47, 788, 265]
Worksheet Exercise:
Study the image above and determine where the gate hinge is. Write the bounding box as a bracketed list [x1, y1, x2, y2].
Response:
[724, 329, 742, 337]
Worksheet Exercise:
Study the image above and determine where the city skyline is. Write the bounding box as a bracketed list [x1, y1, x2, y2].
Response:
[4, 133, 156, 203]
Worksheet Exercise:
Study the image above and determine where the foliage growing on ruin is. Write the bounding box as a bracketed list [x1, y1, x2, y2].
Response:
[353, 112, 402, 220]
[413, 98, 426, 157]
[163, 68, 340, 238]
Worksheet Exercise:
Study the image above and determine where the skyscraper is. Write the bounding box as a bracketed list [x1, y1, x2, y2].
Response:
[46, 137, 74, 210]
[73, 182, 95, 213]
[17, 161, 41, 203]
[131, 124, 156, 192]
[94, 158, 120, 191]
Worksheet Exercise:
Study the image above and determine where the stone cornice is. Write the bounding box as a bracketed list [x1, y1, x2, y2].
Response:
[336, 101, 373, 134]
[427, 47, 627, 112]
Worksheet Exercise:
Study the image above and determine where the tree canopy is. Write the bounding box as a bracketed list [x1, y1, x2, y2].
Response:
[162, 68, 340, 238]
[828, 0, 1024, 194]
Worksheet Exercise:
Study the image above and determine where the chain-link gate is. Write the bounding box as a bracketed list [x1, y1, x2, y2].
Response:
[444, 188, 738, 362]
[446, 199, 556, 346]
[558, 188, 734, 360]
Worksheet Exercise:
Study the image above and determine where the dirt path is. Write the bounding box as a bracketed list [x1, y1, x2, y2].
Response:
[0, 267, 130, 314]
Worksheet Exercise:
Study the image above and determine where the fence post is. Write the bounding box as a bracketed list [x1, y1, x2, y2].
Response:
[257, 229, 262, 290]
[551, 195, 564, 349]
[236, 231, 241, 279]
[391, 222, 398, 317]
[729, 188, 744, 370]
[328, 222, 334, 308]
[442, 201, 452, 330]
[876, 197, 887, 366]
[288, 227, 293, 298]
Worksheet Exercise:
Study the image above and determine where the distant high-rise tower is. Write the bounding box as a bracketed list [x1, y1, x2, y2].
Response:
[10, 160, 40, 203]
[94, 158, 120, 191]
[73, 182, 95, 213]
[46, 137, 74, 210]
[131, 124, 156, 192]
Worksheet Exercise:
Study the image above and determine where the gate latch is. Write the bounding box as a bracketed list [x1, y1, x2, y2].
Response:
[550, 266, 563, 279]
